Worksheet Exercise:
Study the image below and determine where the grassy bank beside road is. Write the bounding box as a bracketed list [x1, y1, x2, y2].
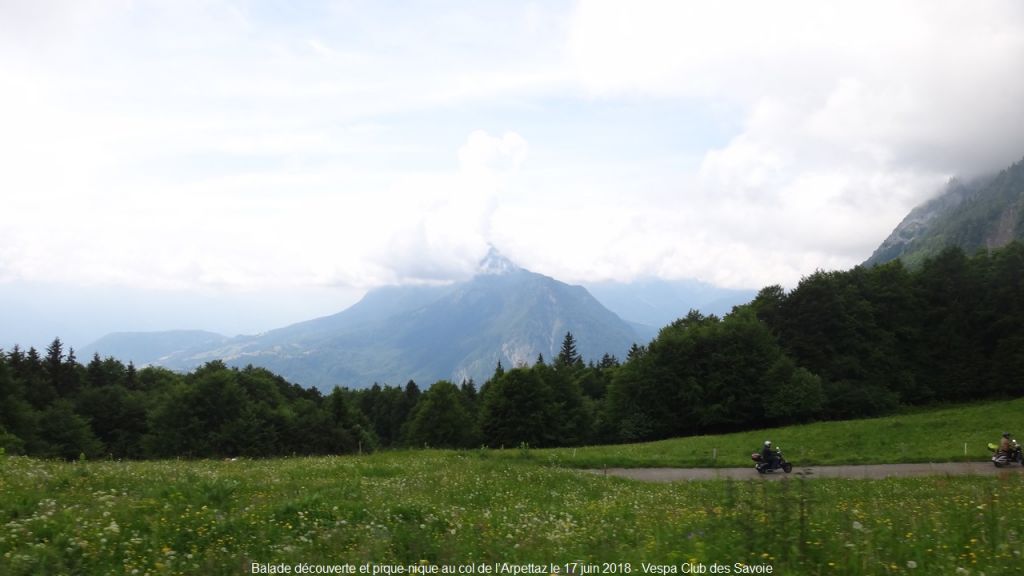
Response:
[511, 397, 1024, 468]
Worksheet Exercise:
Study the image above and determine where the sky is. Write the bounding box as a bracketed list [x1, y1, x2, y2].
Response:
[3, 0, 1024, 349]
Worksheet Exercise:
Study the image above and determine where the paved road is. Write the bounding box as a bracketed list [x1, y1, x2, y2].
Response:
[586, 462, 1024, 482]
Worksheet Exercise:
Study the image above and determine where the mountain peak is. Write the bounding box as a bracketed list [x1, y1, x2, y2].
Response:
[478, 246, 521, 275]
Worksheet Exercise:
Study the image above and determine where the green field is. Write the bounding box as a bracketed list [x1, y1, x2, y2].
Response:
[3, 399, 1024, 575]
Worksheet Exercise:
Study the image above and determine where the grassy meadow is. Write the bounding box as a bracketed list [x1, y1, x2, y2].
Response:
[3, 399, 1024, 575]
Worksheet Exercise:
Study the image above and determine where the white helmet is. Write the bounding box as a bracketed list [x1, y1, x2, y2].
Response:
[764, 440, 771, 446]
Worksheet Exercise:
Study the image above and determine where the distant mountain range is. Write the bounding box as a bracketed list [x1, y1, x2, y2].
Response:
[81, 251, 609, 389]
[865, 155, 1024, 267]
[83, 249, 758, 390]
[82, 330, 229, 366]
[584, 279, 755, 331]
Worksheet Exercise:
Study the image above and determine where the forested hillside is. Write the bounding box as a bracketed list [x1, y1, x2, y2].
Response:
[866, 156, 1024, 267]
[2, 243, 1022, 458]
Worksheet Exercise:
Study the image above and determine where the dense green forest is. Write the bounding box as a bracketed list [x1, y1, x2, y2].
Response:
[2, 243, 1023, 459]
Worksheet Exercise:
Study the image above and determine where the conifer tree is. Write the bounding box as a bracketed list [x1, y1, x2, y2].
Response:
[556, 332, 580, 367]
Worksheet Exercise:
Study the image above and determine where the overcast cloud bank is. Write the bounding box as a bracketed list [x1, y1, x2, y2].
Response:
[2, 1, 1023, 344]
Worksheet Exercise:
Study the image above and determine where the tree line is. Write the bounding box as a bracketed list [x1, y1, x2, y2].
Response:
[2, 242, 1022, 458]
[0, 348, 374, 459]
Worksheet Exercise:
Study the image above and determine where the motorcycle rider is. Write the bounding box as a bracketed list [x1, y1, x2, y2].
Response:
[999, 432, 1015, 456]
[761, 440, 779, 469]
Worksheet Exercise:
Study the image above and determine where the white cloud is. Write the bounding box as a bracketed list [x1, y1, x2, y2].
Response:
[0, 0, 559, 292]
[373, 131, 529, 284]
[458, 130, 529, 175]
[562, 0, 1024, 285]
[3, 0, 1024, 310]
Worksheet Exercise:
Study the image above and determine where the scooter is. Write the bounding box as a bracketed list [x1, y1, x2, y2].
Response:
[987, 441, 1024, 467]
[751, 448, 793, 473]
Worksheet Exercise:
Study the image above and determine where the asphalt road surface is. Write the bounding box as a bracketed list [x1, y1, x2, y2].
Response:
[586, 462, 1024, 482]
